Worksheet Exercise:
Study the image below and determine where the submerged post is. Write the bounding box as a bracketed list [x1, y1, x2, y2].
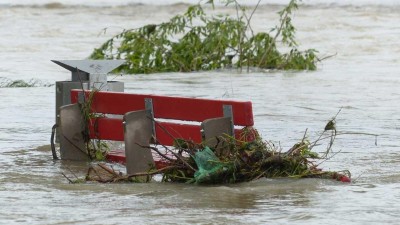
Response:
[53, 59, 125, 160]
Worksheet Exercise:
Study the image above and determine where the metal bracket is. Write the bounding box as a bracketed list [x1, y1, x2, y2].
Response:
[223, 105, 234, 137]
[145, 98, 156, 140]
[58, 104, 89, 161]
[123, 110, 155, 175]
[201, 105, 235, 149]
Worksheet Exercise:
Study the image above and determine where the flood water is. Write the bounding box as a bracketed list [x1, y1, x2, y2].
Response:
[1, 1, 400, 224]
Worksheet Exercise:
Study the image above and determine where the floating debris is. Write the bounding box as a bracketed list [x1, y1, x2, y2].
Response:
[83, 125, 351, 184]
[155, 127, 351, 184]
[0, 77, 53, 88]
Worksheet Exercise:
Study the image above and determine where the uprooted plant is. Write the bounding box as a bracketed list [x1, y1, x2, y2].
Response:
[90, 0, 319, 73]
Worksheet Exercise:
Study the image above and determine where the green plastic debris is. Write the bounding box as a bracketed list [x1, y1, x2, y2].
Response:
[193, 147, 234, 184]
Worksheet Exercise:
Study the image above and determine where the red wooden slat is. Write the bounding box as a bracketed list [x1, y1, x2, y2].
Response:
[87, 117, 255, 145]
[71, 90, 146, 115]
[87, 117, 204, 145]
[106, 150, 126, 164]
[88, 117, 124, 141]
[87, 118, 202, 144]
[106, 150, 170, 169]
[155, 121, 202, 146]
[71, 90, 254, 126]
[152, 95, 254, 126]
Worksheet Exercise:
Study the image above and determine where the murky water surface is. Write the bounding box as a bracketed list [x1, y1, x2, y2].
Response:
[0, 1, 400, 224]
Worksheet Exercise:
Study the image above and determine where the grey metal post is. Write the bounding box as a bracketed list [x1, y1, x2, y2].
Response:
[201, 105, 234, 150]
[52, 60, 125, 159]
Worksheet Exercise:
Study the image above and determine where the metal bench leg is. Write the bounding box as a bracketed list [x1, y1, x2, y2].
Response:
[201, 104, 234, 148]
[123, 110, 155, 175]
[201, 117, 233, 149]
[59, 104, 89, 160]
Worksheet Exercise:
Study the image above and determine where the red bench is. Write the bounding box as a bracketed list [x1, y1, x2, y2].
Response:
[59, 90, 254, 174]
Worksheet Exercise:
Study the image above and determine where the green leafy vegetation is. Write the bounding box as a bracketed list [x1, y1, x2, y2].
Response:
[90, 0, 318, 74]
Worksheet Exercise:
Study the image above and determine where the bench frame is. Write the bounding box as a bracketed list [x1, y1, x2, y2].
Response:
[58, 90, 254, 174]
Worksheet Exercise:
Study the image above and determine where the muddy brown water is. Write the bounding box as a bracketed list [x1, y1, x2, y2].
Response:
[0, 2, 400, 224]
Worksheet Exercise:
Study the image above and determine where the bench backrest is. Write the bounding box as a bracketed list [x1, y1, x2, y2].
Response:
[71, 90, 254, 146]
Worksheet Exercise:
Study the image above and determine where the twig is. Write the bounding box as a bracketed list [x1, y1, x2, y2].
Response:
[316, 149, 342, 167]
[285, 130, 313, 157]
[64, 165, 80, 180]
[135, 143, 175, 162]
[317, 53, 337, 62]
[310, 108, 342, 150]
[76, 67, 86, 95]
[150, 118, 179, 142]
[350, 172, 364, 183]
[301, 128, 308, 142]
[154, 137, 197, 172]
[90, 166, 107, 183]
[151, 118, 198, 156]
[325, 130, 336, 157]
[98, 163, 119, 177]
[332, 107, 343, 120]
[244, 0, 261, 37]
[109, 165, 181, 183]
[61, 173, 74, 184]
[126, 166, 178, 178]
[166, 148, 196, 172]
[253, 171, 266, 180]
[61, 133, 89, 158]
[145, 118, 198, 171]
[258, 8, 289, 67]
